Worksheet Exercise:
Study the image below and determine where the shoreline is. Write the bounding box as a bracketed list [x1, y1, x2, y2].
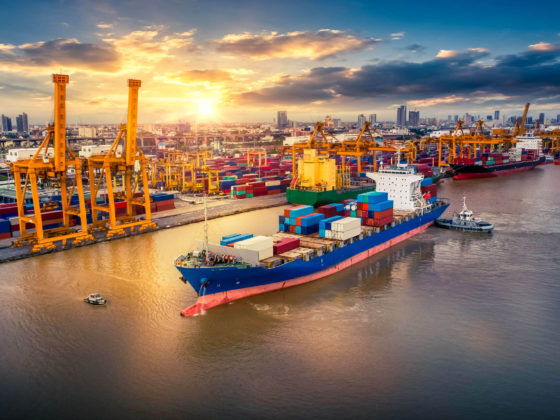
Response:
[0, 194, 288, 265]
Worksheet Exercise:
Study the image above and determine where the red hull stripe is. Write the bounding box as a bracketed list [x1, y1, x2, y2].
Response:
[181, 220, 433, 316]
[453, 165, 537, 180]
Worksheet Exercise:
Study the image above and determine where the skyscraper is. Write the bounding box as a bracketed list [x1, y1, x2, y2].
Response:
[408, 110, 420, 127]
[357, 114, 366, 128]
[557, 114, 560, 123]
[396, 105, 407, 127]
[539, 113, 545, 124]
[16, 115, 23, 133]
[494, 110, 500, 121]
[369, 114, 377, 124]
[277, 111, 288, 129]
[1, 114, 12, 132]
[22, 112, 28, 133]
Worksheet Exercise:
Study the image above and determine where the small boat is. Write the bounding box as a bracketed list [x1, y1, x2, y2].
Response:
[435, 197, 493, 233]
[84, 293, 107, 305]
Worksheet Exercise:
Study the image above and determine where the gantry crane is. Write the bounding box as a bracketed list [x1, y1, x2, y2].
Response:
[87, 79, 156, 237]
[10, 74, 93, 252]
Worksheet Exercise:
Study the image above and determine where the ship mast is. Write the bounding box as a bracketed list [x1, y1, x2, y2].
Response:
[204, 192, 209, 257]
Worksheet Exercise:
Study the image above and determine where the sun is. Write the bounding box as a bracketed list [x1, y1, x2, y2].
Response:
[197, 100, 214, 116]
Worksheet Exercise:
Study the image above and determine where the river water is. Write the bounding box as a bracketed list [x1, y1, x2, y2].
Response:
[1, 166, 560, 419]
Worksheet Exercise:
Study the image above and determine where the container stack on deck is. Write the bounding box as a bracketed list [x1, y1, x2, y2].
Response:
[279, 205, 326, 234]
[355, 192, 394, 227]
[420, 178, 437, 203]
[233, 235, 273, 260]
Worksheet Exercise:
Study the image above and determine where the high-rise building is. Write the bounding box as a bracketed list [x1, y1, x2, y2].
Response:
[396, 105, 407, 127]
[22, 112, 28, 133]
[369, 114, 377, 124]
[16, 115, 23, 133]
[454, 115, 459, 123]
[408, 110, 420, 127]
[447, 115, 452, 122]
[557, 114, 560, 123]
[486, 115, 493, 121]
[539, 113, 545, 124]
[494, 110, 500, 121]
[527, 116, 533, 125]
[333, 118, 341, 128]
[277, 111, 288, 129]
[357, 114, 366, 128]
[1, 114, 12, 132]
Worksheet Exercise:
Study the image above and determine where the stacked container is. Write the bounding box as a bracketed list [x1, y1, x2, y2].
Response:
[233, 235, 274, 260]
[328, 217, 362, 240]
[279, 205, 325, 234]
[356, 192, 394, 227]
[420, 178, 437, 204]
[273, 237, 300, 255]
[220, 233, 253, 246]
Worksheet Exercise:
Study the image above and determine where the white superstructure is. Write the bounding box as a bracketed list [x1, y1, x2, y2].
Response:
[515, 133, 542, 154]
[366, 163, 425, 211]
[79, 144, 123, 158]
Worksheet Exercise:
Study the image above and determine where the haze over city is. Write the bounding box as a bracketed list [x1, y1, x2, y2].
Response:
[1, 0, 559, 124]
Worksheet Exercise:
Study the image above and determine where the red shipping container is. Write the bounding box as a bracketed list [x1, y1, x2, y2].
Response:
[289, 225, 296, 233]
[0, 232, 11, 239]
[273, 237, 300, 254]
[373, 215, 393, 227]
[373, 208, 393, 221]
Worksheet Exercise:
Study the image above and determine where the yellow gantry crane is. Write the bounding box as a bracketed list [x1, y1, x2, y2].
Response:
[87, 79, 156, 237]
[10, 74, 94, 252]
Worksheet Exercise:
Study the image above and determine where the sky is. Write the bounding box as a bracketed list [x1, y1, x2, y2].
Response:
[1, 0, 559, 124]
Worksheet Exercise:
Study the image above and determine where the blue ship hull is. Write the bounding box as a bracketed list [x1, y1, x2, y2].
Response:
[175, 203, 449, 315]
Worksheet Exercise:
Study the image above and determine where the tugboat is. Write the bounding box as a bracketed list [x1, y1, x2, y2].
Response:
[83, 293, 107, 305]
[435, 197, 493, 233]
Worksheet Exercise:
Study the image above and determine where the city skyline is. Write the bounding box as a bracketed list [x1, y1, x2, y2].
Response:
[0, 0, 559, 124]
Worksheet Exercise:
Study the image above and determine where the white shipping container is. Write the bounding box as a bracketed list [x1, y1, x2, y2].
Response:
[265, 180, 281, 186]
[332, 227, 362, 240]
[331, 217, 361, 232]
[234, 235, 274, 260]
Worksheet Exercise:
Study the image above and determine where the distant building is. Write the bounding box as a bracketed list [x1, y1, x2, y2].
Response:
[539, 113, 545, 124]
[408, 110, 420, 127]
[22, 112, 28, 133]
[2, 114, 13, 132]
[16, 115, 23, 132]
[454, 115, 459, 123]
[557, 114, 560, 123]
[357, 114, 366, 128]
[527, 117, 533, 125]
[494, 110, 500, 121]
[277, 111, 288, 129]
[486, 115, 493, 121]
[78, 126, 97, 137]
[333, 118, 341, 128]
[396, 105, 407, 127]
[369, 113, 377, 124]
[447, 114, 452, 121]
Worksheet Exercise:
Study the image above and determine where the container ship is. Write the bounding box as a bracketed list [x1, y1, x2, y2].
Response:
[451, 134, 545, 180]
[174, 161, 449, 316]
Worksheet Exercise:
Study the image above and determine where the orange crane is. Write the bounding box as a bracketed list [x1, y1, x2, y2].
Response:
[513, 103, 530, 136]
[87, 80, 156, 237]
[10, 74, 93, 252]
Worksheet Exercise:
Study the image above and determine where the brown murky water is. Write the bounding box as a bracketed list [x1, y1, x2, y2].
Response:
[1, 166, 560, 418]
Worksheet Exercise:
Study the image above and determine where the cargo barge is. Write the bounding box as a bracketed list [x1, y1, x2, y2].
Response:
[175, 162, 448, 316]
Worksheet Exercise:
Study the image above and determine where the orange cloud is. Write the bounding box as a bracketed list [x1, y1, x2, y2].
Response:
[436, 49, 458, 58]
[215, 29, 380, 60]
[528, 42, 559, 51]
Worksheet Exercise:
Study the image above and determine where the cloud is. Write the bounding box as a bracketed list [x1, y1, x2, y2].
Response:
[468, 47, 489, 53]
[233, 47, 560, 108]
[0, 38, 121, 72]
[214, 29, 380, 60]
[528, 42, 559, 51]
[436, 49, 459, 58]
[405, 43, 426, 53]
[97, 23, 113, 29]
[391, 32, 405, 40]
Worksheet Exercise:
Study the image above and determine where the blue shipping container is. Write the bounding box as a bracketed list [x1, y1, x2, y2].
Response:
[372, 200, 394, 212]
